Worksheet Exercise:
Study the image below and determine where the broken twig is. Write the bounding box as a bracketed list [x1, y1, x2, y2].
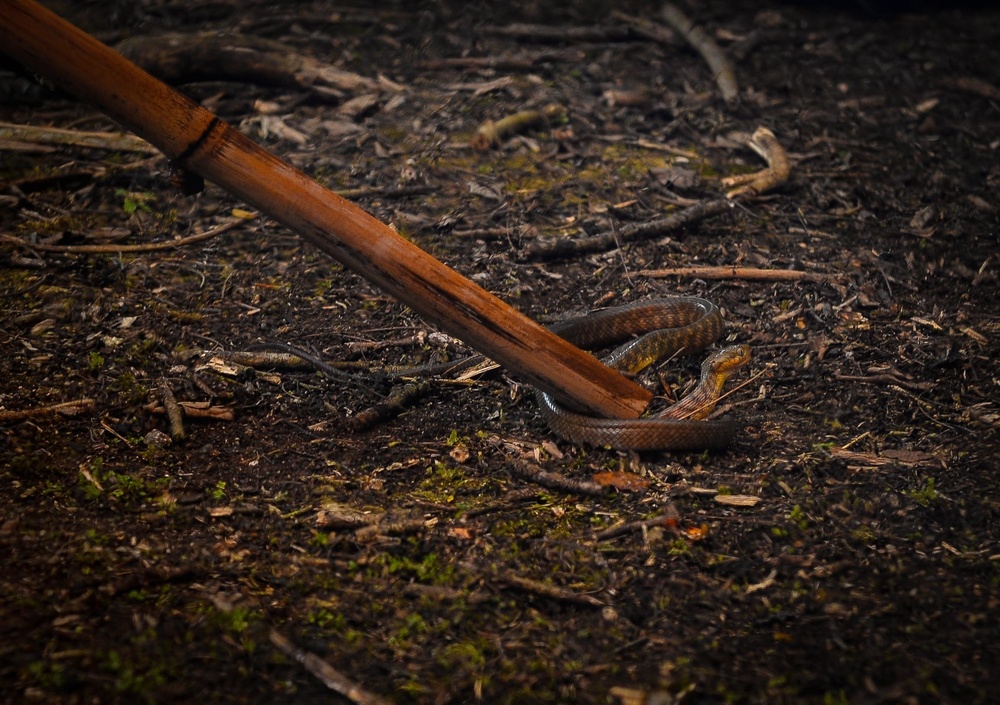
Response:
[0, 121, 158, 153]
[638, 265, 836, 283]
[508, 459, 605, 496]
[268, 630, 391, 705]
[350, 381, 431, 432]
[0, 398, 95, 422]
[0, 216, 251, 255]
[721, 127, 791, 197]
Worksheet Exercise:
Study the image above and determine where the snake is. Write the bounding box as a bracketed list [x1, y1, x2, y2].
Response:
[537, 297, 749, 451]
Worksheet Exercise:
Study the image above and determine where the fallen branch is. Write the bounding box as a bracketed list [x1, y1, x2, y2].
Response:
[211, 593, 388, 704]
[116, 32, 378, 96]
[521, 197, 731, 261]
[829, 446, 944, 470]
[354, 517, 430, 544]
[350, 381, 431, 432]
[661, 3, 738, 105]
[211, 349, 316, 371]
[0, 398, 95, 422]
[0, 121, 159, 153]
[496, 570, 604, 606]
[721, 127, 791, 197]
[0, 216, 250, 255]
[638, 265, 836, 283]
[508, 459, 605, 496]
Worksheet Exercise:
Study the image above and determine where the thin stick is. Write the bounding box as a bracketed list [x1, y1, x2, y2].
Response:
[0, 121, 160, 153]
[594, 506, 681, 541]
[0, 0, 650, 421]
[638, 265, 836, 283]
[268, 629, 391, 705]
[471, 103, 565, 150]
[521, 198, 731, 261]
[157, 381, 186, 441]
[0, 216, 249, 254]
[661, 3, 738, 105]
[350, 381, 431, 431]
[610, 10, 680, 46]
[461, 562, 604, 607]
[0, 398, 95, 422]
[508, 459, 605, 496]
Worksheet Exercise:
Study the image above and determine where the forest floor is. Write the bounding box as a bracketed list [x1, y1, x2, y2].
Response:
[1, 1, 998, 703]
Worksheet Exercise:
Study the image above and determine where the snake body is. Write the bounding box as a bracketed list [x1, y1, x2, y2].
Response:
[537, 297, 748, 451]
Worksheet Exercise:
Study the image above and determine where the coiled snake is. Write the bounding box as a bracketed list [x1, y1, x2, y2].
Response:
[538, 297, 748, 451]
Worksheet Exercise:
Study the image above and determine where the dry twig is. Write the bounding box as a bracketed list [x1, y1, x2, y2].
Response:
[268, 630, 391, 705]
[0, 216, 251, 255]
[661, 3, 738, 105]
[471, 103, 566, 150]
[116, 32, 378, 95]
[610, 10, 680, 45]
[462, 562, 604, 607]
[158, 381, 186, 441]
[522, 198, 731, 261]
[0, 398, 95, 422]
[350, 381, 431, 432]
[0, 121, 159, 153]
[638, 265, 836, 283]
[721, 127, 791, 197]
[508, 459, 605, 496]
[417, 49, 582, 71]
[594, 506, 682, 541]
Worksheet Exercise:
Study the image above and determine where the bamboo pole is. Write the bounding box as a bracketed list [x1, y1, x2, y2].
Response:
[0, 0, 651, 419]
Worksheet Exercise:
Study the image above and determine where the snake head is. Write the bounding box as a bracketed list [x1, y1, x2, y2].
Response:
[703, 344, 751, 382]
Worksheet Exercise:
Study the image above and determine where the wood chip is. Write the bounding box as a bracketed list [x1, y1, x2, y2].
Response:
[714, 494, 762, 507]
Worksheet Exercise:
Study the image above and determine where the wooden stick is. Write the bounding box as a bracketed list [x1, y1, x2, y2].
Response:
[661, 3, 738, 105]
[0, 398, 95, 422]
[638, 265, 836, 283]
[0, 0, 650, 420]
[267, 629, 391, 705]
[157, 381, 186, 441]
[0, 121, 159, 153]
[0, 216, 248, 254]
[721, 127, 791, 197]
[522, 197, 731, 261]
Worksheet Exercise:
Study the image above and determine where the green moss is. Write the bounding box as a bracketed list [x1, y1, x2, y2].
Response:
[907, 477, 939, 507]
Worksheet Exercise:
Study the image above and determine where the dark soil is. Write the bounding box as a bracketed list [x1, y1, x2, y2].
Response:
[2, 1, 998, 703]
